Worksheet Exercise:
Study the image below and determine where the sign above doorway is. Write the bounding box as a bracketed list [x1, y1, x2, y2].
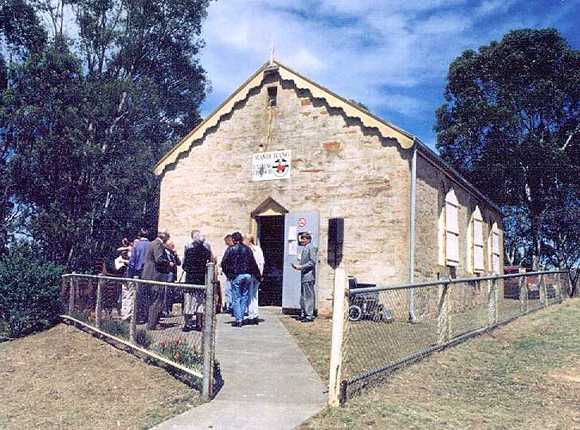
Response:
[252, 150, 291, 181]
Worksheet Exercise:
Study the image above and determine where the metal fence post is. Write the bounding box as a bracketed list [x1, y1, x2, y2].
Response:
[68, 273, 76, 315]
[202, 262, 215, 402]
[437, 281, 450, 345]
[329, 268, 348, 407]
[488, 279, 498, 327]
[130, 280, 138, 343]
[95, 275, 104, 328]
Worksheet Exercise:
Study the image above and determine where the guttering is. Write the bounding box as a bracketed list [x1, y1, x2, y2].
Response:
[408, 139, 418, 322]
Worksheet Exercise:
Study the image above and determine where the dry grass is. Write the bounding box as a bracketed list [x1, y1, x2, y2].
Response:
[281, 315, 332, 383]
[286, 299, 580, 430]
[0, 323, 200, 430]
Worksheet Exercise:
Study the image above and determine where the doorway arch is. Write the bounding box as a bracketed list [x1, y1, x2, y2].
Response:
[251, 197, 288, 306]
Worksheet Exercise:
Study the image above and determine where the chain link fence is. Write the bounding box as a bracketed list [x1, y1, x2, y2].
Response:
[60, 264, 218, 400]
[337, 270, 568, 402]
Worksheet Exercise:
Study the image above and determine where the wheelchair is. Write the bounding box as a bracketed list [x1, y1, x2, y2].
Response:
[348, 277, 393, 322]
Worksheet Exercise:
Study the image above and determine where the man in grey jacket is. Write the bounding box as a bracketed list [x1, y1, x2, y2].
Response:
[142, 230, 173, 329]
[292, 232, 318, 322]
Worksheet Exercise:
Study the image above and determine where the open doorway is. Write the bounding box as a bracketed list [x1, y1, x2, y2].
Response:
[257, 215, 285, 306]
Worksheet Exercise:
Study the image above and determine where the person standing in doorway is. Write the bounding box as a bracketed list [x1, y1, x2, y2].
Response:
[142, 230, 173, 330]
[221, 232, 260, 328]
[244, 234, 264, 325]
[182, 230, 212, 331]
[292, 232, 318, 322]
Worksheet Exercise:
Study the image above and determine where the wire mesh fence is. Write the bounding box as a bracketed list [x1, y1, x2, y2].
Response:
[339, 270, 568, 402]
[60, 264, 218, 400]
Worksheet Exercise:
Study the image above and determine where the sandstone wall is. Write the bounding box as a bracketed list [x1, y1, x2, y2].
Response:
[158, 73, 412, 316]
[414, 154, 504, 281]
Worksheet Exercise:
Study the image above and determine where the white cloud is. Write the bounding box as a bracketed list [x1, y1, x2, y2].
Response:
[199, 0, 576, 143]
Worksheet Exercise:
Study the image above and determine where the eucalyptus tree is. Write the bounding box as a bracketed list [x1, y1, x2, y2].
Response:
[436, 29, 579, 284]
[3, 0, 211, 268]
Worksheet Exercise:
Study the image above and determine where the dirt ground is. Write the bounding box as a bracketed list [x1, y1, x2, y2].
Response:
[285, 299, 580, 430]
[0, 323, 200, 430]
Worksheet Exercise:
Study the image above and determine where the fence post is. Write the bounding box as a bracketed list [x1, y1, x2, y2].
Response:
[539, 273, 547, 307]
[202, 262, 215, 402]
[487, 279, 498, 327]
[518, 275, 526, 314]
[68, 273, 76, 315]
[95, 275, 104, 329]
[437, 281, 450, 345]
[130, 280, 138, 343]
[329, 268, 348, 407]
[555, 273, 562, 303]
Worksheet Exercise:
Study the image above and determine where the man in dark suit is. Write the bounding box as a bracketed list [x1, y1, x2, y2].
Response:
[292, 232, 318, 322]
[142, 229, 173, 329]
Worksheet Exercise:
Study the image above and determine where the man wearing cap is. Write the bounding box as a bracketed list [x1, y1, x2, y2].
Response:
[292, 232, 318, 322]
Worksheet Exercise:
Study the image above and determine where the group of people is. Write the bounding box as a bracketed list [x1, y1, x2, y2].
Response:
[113, 226, 317, 332]
[115, 228, 181, 330]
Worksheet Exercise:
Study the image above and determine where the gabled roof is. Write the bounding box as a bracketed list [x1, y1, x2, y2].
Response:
[153, 59, 502, 216]
[154, 60, 416, 175]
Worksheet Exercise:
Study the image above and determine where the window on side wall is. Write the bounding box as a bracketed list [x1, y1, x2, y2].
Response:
[445, 189, 459, 267]
[473, 207, 485, 273]
[490, 222, 501, 274]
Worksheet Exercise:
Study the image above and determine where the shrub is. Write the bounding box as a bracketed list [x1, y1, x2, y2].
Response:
[100, 319, 130, 339]
[0, 244, 64, 338]
[134, 328, 152, 348]
[156, 339, 203, 370]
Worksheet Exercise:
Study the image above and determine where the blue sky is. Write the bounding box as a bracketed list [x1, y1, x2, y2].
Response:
[199, 0, 579, 150]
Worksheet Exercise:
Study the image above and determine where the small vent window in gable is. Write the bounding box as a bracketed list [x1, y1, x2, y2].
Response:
[267, 86, 278, 107]
[445, 189, 460, 266]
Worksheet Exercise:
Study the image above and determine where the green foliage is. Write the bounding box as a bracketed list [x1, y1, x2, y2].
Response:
[134, 328, 152, 349]
[156, 338, 203, 370]
[435, 28, 579, 270]
[0, 0, 211, 268]
[0, 243, 64, 337]
[100, 319, 130, 339]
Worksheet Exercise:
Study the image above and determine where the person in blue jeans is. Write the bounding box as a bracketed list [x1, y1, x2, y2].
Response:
[220, 232, 260, 327]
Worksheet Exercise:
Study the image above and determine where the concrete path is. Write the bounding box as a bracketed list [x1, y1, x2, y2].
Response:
[153, 308, 327, 430]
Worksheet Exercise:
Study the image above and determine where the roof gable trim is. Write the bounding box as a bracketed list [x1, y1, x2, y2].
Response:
[154, 60, 416, 176]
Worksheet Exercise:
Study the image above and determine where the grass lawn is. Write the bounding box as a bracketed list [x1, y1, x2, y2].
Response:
[0, 324, 200, 430]
[283, 299, 580, 429]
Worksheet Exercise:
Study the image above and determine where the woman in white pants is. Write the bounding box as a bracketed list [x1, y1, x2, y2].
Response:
[245, 235, 264, 325]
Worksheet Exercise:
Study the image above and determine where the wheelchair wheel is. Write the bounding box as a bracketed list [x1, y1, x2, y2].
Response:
[349, 305, 362, 321]
[373, 304, 385, 322]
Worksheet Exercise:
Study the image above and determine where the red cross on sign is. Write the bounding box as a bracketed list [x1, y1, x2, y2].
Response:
[272, 158, 289, 176]
[297, 218, 307, 227]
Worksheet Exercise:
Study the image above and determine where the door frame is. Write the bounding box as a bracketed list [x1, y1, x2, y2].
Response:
[250, 197, 289, 243]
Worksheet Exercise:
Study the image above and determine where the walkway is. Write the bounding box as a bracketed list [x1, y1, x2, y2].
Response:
[153, 308, 327, 430]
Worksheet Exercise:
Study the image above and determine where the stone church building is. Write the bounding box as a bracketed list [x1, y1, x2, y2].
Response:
[154, 60, 504, 317]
